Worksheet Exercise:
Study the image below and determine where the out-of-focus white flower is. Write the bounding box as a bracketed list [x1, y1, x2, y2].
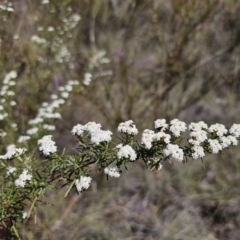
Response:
[61, 91, 69, 99]
[42, 0, 49, 4]
[26, 127, 38, 135]
[28, 118, 43, 125]
[75, 176, 91, 192]
[38, 135, 57, 156]
[43, 124, 56, 131]
[164, 144, 184, 162]
[6, 166, 16, 176]
[47, 26, 54, 32]
[229, 123, 240, 138]
[104, 166, 120, 178]
[117, 144, 137, 161]
[154, 119, 168, 131]
[169, 119, 186, 137]
[0, 131, 7, 137]
[83, 73, 92, 86]
[18, 135, 31, 143]
[22, 211, 28, 219]
[10, 100, 16, 106]
[0, 145, 26, 160]
[31, 35, 47, 44]
[118, 120, 138, 135]
[15, 169, 32, 187]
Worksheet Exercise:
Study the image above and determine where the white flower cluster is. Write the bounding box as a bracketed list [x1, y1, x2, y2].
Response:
[208, 123, 227, 137]
[154, 119, 169, 131]
[38, 135, 57, 156]
[31, 35, 47, 45]
[229, 124, 240, 138]
[71, 122, 112, 145]
[164, 144, 184, 162]
[0, 2, 14, 12]
[140, 119, 239, 161]
[118, 120, 138, 135]
[0, 71, 17, 121]
[141, 129, 171, 149]
[169, 119, 187, 137]
[75, 176, 92, 192]
[188, 122, 239, 156]
[83, 73, 92, 86]
[83, 50, 111, 86]
[15, 169, 32, 188]
[104, 166, 120, 178]
[116, 144, 137, 161]
[24, 80, 79, 140]
[0, 144, 26, 160]
[6, 166, 16, 176]
[89, 50, 110, 70]
[62, 13, 81, 30]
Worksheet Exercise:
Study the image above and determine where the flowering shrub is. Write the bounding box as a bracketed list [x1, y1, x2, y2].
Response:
[1, 115, 240, 237]
[1, 0, 240, 239]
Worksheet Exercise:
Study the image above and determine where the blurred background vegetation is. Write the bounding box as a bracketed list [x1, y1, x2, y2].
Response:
[1, 0, 240, 239]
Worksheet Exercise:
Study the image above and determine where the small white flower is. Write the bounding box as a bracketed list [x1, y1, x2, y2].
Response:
[118, 120, 138, 135]
[227, 135, 238, 146]
[219, 136, 231, 149]
[208, 139, 222, 154]
[43, 124, 56, 131]
[75, 176, 92, 192]
[191, 145, 205, 159]
[38, 135, 57, 156]
[169, 119, 186, 137]
[61, 91, 69, 99]
[71, 124, 85, 136]
[0, 131, 7, 137]
[117, 144, 137, 161]
[208, 123, 227, 137]
[22, 211, 28, 219]
[90, 129, 112, 145]
[0, 145, 26, 160]
[10, 101, 16, 106]
[154, 119, 168, 131]
[83, 72, 92, 86]
[164, 144, 184, 162]
[47, 26, 54, 32]
[84, 122, 101, 134]
[28, 118, 43, 125]
[154, 132, 171, 144]
[26, 127, 38, 135]
[15, 169, 32, 188]
[188, 130, 208, 145]
[141, 129, 155, 149]
[104, 166, 120, 178]
[6, 166, 16, 176]
[229, 124, 240, 138]
[189, 121, 208, 131]
[18, 135, 31, 143]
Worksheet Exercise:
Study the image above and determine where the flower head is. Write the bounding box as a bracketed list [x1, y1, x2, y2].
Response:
[38, 135, 57, 156]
